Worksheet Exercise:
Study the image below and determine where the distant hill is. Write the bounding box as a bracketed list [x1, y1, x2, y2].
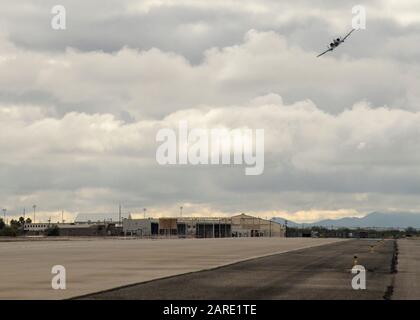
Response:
[272, 212, 420, 229]
[270, 217, 301, 228]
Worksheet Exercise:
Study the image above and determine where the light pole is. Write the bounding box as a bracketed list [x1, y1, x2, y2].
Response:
[2, 209, 6, 225]
[285, 220, 288, 238]
[22, 208, 26, 227]
[32, 205, 36, 223]
[119, 203, 122, 225]
[179, 206, 184, 236]
[143, 208, 146, 219]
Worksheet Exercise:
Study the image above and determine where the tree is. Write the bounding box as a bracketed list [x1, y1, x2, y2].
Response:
[25, 217, 32, 224]
[10, 219, 21, 229]
[0, 218, 5, 230]
[7, 218, 26, 236]
[0, 226, 17, 237]
[405, 227, 417, 237]
[10, 217, 25, 228]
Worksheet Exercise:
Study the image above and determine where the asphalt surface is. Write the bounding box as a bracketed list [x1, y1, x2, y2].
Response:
[1, 237, 343, 299]
[393, 239, 420, 299]
[79, 239, 394, 300]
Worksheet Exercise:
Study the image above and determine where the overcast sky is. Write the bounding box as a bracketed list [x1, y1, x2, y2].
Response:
[1, 0, 420, 222]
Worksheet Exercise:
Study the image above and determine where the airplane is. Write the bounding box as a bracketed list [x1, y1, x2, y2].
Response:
[317, 29, 356, 58]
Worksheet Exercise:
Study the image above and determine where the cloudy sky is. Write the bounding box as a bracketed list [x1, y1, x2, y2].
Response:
[1, 0, 420, 223]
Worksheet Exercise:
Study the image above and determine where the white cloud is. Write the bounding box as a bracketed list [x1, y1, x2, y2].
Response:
[1, 2, 420, 222]
[0, 30, 419, 121]
[2, 94, 420, 220]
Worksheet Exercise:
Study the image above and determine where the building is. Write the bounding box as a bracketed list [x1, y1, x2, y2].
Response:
[231, 214, 285, 237]
[24, 222, 122, 236]
[162, 217, 232, 238]
[75, 212, 131, 224]
[24, 223, 54, 235]
[177, 217, 232, 238]
[123, 214, 285, 238]
[57, 223, 121, 236]
[123, 218, 159, 237]
[123, 217, 231, 238]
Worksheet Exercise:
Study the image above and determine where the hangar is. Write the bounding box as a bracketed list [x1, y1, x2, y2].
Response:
[123, 214, 285, 238]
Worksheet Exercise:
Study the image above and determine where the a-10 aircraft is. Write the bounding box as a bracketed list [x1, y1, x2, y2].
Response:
[317, 29, 356, 57]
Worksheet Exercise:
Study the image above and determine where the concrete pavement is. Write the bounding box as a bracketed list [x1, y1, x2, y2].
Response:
[393, 239, 420, 299]
[0, 237, 344, 299]
[80, 239, 394, 300]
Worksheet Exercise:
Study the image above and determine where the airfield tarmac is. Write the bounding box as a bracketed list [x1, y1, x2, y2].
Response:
[80, 239, 395, 300]
[0, 237, 343, 299]
[393, 239, 420, 299]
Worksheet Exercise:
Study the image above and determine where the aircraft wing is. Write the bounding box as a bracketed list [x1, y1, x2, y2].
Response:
[317, 48, 333, 58]
[342, 28, 355, 41]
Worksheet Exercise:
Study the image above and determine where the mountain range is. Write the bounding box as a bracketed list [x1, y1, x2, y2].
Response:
[272, 212, 420, 229]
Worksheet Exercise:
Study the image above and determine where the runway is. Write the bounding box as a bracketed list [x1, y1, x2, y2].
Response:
[80, 239, 394, 300]
[0, 237, 343, 299]
[393, 239, 420, 299]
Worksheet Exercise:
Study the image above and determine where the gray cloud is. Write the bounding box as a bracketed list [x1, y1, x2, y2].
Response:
[2, 96, 420, 221]
[1, 1, 420, 222]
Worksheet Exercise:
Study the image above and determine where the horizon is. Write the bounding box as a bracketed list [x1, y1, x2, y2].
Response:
[5, 209, 420, 225]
